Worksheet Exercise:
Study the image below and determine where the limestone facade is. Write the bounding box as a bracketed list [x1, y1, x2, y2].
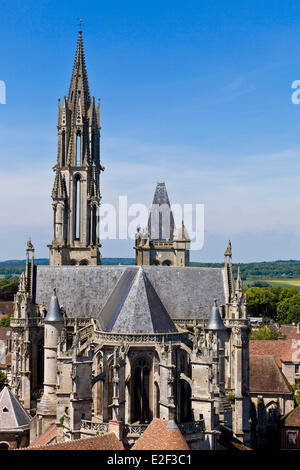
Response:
[7, 31, 252, 451]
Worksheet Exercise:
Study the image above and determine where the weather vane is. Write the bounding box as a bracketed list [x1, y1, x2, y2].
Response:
[78, 18, 83, 31]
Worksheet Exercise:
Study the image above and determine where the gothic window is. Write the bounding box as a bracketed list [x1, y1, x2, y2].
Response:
[61, 131, 65, 166]
[76, 132, 81, 166]
[106, 359, 113, 421]
[132, 358, 151, 423]
[74, 175, 81, 240]
[154, 382, 160, 419]
[179, 379, 192, 423]
[92, 205, 97, 245]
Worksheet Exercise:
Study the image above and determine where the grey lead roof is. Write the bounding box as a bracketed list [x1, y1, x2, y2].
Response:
[148, 182, 175, 240]
[34, 265, 226, 331]
[206, 300, 227, 331]
[44, 288, 64, 323]
[99, 267, 177, 333]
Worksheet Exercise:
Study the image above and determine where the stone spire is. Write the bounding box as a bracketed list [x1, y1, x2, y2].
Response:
[68, 30, 91, 107]
[224, 240, 234, 302]
[135, 182, 190, 266]
[235, 266, 243, 293]
[48, 31, 103, 266]
[148, 182, 175, 241]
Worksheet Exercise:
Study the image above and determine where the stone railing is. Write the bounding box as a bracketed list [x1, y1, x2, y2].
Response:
[65, 318, 91, 328]
[124, 423, 148, 437]
[10, 317, 43, 328]
[178, 420, 205, 435]
[77, 324, 94, 342]
[174, 319, 206, 329]
[93, 330, 189, 345]
[80, 420, 109, 434]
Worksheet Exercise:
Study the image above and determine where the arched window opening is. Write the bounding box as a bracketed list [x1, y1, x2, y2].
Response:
[75, 176, 81, 240]
[92, 205, 97, 245]
[61, 131, 65, 166]
[179, 380, 192, 423]
[37, 338, 44, 388]
[132, 358, 151, 423]
[0, 442, 9, 450]
[76, 132, 81, 166]
[154, 382, 160, 419]
[79, 259, 88, 265]
[107, 360, 113, 421]
[162, 260, 171, 266]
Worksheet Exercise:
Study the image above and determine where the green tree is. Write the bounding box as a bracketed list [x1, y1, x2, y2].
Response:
[250, 325, 283, 340]
[0, 315, 11, 327]
[277, 293, 300, 324]
[246, 287, 278, 318]
[0, 370, 6, 391]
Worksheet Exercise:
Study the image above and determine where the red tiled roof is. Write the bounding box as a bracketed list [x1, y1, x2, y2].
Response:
[131, 419, 190, 451]
[0, 302, 14, 315]
[250, 339, 294, 366]
[22, 432, 124, 451]
[27, 424, 57, 448]
[0, 327, 12, 341]
[249, 355, 293, 394]
[280, 325, 300, 341]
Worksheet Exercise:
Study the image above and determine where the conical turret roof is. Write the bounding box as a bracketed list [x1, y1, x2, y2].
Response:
[44, 288, 64, 322]
[206, 300, 226, 331]
[0, 386, 31, 430]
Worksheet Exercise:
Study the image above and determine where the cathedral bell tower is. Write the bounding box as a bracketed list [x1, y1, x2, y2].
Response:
[48, 30, 104, 266]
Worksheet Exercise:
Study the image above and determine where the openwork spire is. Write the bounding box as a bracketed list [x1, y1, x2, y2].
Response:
[68, 30, 91, 106]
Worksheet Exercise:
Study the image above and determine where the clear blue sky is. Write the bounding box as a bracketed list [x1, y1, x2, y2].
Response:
[1, 0, 300, 262]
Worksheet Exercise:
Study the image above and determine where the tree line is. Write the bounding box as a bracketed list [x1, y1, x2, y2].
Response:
[246, 285, 300, 324]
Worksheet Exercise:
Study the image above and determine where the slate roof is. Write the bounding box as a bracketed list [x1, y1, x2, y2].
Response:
[99, 267, 177, 333]
[147, 182, 175, 240]
[35, 265, 226, 324]
[22, 432, 124, 451]
[249, 355, 293, 394]
[0, 386, 31, 430]
[281, 406, 300, 427]
[131, 418, 190, 450]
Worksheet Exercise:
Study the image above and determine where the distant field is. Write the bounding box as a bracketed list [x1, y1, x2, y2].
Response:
[264, 279, 300, 289]
[245, 278, 300, 290]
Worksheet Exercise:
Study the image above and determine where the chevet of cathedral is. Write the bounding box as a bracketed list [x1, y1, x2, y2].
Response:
[9, 30, 251, 451]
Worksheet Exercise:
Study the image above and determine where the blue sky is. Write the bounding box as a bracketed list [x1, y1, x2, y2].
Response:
[1, 0, 300, 262]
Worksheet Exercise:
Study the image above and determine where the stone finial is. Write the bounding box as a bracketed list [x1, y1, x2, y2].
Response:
[224, 240, 232, 257]
[26, 237, 34, 251]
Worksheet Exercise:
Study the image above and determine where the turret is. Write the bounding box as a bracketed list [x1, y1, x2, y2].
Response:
[37, 289, 64, 430]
